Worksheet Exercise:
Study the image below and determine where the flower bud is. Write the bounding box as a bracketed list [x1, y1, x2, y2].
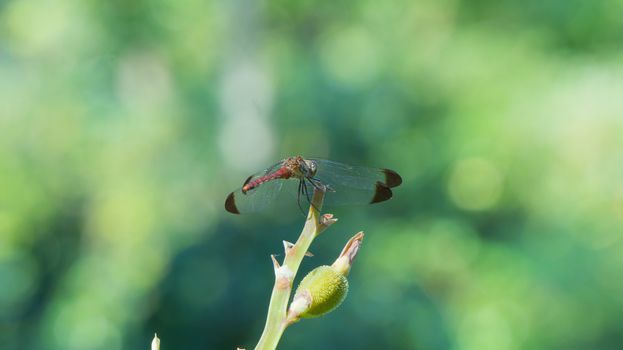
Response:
[288, 232, 363, 321]
[291, 265, 348, 318]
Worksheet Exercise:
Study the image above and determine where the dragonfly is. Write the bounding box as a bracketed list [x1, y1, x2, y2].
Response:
[224, 156, 402, 214]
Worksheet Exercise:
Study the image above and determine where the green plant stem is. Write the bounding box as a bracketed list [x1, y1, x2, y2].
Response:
[151, 333, 160, 350]
[254, 190, 326, 350]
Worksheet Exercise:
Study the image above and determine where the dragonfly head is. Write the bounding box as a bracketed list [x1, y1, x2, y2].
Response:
[301, 159, 318, 177]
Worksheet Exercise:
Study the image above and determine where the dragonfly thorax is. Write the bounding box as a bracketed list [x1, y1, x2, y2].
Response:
[285, 156, 317, 179]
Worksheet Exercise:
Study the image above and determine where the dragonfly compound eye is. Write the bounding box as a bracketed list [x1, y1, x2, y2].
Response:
[304, 160, 318, 176]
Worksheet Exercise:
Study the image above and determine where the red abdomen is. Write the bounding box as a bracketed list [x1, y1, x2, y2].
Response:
[242, 167, 291, 193]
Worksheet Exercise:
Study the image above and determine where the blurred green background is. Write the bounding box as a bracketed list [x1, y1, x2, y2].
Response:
[2, 0, 623, 349]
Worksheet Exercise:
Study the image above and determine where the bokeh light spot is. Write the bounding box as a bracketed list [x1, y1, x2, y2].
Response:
[448, 157, 503, 211]
[116, 51, 174, 115]
[219, 62, 275, 171]
[5, 0, 72, 55]
[320, 26, 381, 86]
[53, 299, 121, 350]
[459, 306, 514, 350]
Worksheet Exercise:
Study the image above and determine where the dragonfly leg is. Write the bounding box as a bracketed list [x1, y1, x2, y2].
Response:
[309, 177, 334, 192]
[303, 179, 311, 204]
[304, 178, 323, 212]
[296, 180, 306, 215]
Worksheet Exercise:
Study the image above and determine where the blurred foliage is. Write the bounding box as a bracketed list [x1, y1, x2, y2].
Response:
[1, 0, 623, 349]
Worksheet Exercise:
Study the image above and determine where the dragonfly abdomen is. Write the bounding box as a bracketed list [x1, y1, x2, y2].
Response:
[242, 167, 291, 194]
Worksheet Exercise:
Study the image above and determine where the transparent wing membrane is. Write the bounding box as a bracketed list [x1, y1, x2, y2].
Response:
[310, 159, 402, 206]
[225, 161, 285, 214]
[225, 179, 285, 214]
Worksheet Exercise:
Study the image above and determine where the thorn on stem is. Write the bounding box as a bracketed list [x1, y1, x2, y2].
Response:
[284, 240, 313, 257]
[283, 240, 294, 255]
[272, 255, 294, 289]
[318, 213, 338, 234]
[271, 254, 281, 272]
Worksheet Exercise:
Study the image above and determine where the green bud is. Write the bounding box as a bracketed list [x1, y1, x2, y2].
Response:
[292, 265, 349, 318]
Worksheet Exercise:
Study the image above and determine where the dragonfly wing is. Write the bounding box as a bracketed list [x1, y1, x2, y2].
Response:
[310, 159, 402, 206]
[225, 179, 285, 214]
[224, 160, 286, 214]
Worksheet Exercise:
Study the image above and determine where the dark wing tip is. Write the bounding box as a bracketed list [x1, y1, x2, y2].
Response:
[225, 192, 240, 214]
[382, 169, 402, 188]
[370, 182, 393, 204]
[243, 175, 253, 186]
